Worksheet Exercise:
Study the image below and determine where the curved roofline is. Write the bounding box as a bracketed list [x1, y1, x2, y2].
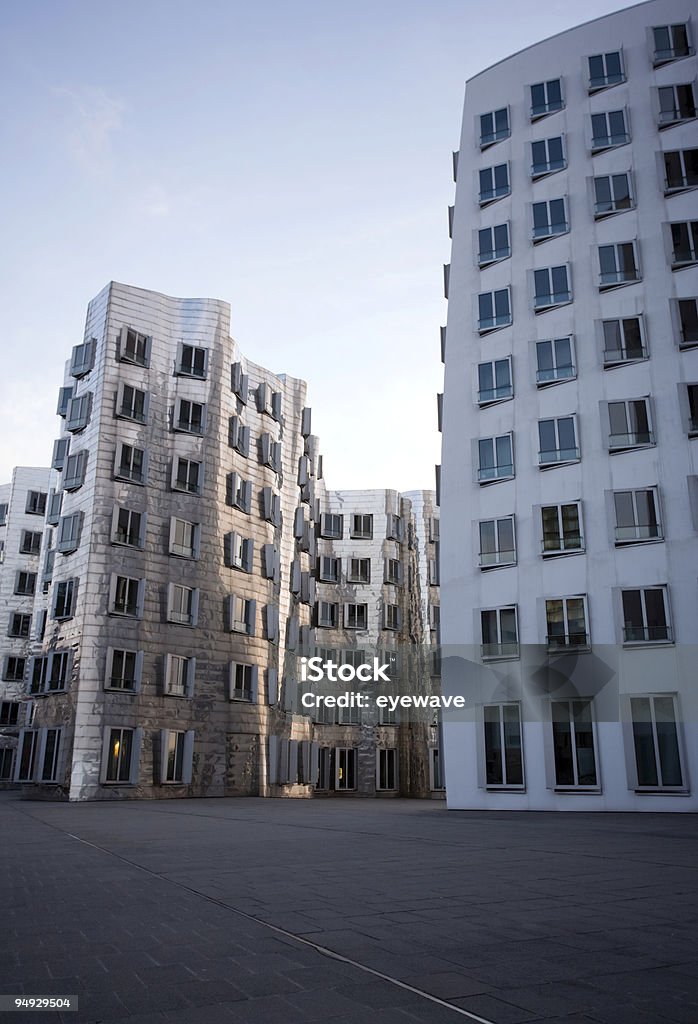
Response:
[466, 0, 657, 83]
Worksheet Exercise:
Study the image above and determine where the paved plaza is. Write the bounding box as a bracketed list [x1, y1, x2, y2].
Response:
[1, 793, 697, 1024]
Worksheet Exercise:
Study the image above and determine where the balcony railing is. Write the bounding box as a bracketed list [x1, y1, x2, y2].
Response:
[534, 290, 571, 310]
[480, 128, 511, 147]
[479, 549, 516, 568]
[594, 197, 633, 216]
[478, 464, 514, 483]
[665, 173, 698, 194]
[542, 535, 583, 554]
[478, 246, 511, 266]
[481, 641, 519, 660]
[609, 431, 654, 449]
[603, 346, 648, 366]
[536, 364, 575, 384]
[538, 446, 580, 466]
[589, 72, 625, 91]
[672, 246, 698, 268]
[531, 99, 564, 119]
[532, 221, 568, 240]
[599, 268, 640, 287]
[658, 106, 696, 127]
[623, 624, 673, 643]
[478, 313, 512, 332]
[531, 158, 566, 178]
[653, 43, 694, 65]
[615, 523, 662, 542]
[546, 632, 590, 652]
[478, 383, 513, 404]
[591, 132, 629, 152]
[479, 185, 511, 205]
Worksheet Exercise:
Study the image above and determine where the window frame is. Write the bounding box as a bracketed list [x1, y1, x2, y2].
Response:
[477, 433, 514, 484]
[483, 702, 525, 790]
[480, 605, 519, 660]
[545, 595, 590, 652]
[621, 586, 673, 645]
[478, 516, 516, 569]
[104, 648, 144, 693]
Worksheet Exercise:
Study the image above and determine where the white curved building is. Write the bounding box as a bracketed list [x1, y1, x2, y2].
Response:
[440, 0, 698, 810]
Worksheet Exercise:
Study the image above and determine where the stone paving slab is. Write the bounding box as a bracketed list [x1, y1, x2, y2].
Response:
[1, 793, 697, 1024]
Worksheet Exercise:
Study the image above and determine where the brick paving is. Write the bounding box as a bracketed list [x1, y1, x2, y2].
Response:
[1, 793, 697, 1024]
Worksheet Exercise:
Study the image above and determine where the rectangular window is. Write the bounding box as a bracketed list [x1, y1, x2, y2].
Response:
[38, 728, 62, 783]
[687, 383, 698, 434]
[173, 398, 206, 434]
[0, 701, 20, 725]
[161, 730, 193, 784]
[385, 557, 402, 584]
[480, 107, 510, 147]
[102, 727, 136, 784]
[478, 288, 511, 332]
[479, 517, 515, 568]
[66, 393, 91, 433]
[622, 587, 671, 643]
[671, 221, 698, 267]
[15, 730, 39, 782]
[530, 78, 563, 119]
[484, 704, 524, 787]
[546, 596, 589, 650]
[46, 489, 62, 526]
[602, 317, 646, 365]
[658, 83, 696, 127]
[52, 578, 77, 620]
[631, 695, 683, 788]
[594, 172, 632, 216]
[172, 457, 203, 494]
[318, 601, 339, 628]
[0, 749, 13, 780]
[347, 558, 371, 583]
[318, 555, 341, 582]
[591, 110, 629, 152]
[118, 325, 150, 366]
[115, 443, 146, 484]
[3, 657, 26, 683]
[478, 223, 510, 266]
[386, 513, 403, 540]
[384, 604, 400, 630]
[70, 339, 96, 378]
[46, 651, 71, 692]
[538, 415, 579, 466]
[226, 472, 252, 514]
[542, 503, 583, 555]
[176, 344, 208, 379]
[169, 517, 200, 559]
[229, 662, 256, 701]
[320, 513, 343, 539]
[551, 700, 598, 788]
[377, 748, 398, 790]
[112, 507, 144, 548]
[230, 362, 249, 402]
[165, 654, 195, 697]
[52, 437, 70, 472]
[532, 197, 568, 240]
[8, 613, 31, 638]
[608, 398, 653, 449]
[653, 23, 692, 65]
[536, 337, 575, 385]
[14, 571, 37, 596]
[678, 298, 698, 347]
[531, 136, 565, 177]
[228, 595, 256, 635]
[614, 489, 662, 544]
[228, 416, 250, 457]
[481, 606, 519, 659]
[478, 163, 510, 204]
[106, 648, 142, 691]
[599, 242, 640, 287]
[56, 512, 83, 554]
[56, 385, 73, 417]
[28, 656, 48, 694]
[0, 502, 7, 526]
[478, 357, 513, 404]
[224, 532, 254, 573]
[19, 531, 42, 555]
[350, 514, 373, 539]
[167, 584, 198, 626]
[62, 449, 86, 491]
[336, 748, 357, 791]
[109, 575, 143, 618]
[345, 603, 368, 629]
[116, 383, 148, 423]
[262, 487, 282, 526]
[534, 265, 571, 309]
[25, 490, 47, 516]
[430, 748, 445, 790]
[478, 434, 513, 482]
[588, 50, 624, 91]
[664, 149, 698, 193]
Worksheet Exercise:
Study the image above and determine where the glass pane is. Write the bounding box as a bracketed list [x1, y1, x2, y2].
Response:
[644, 589, 667, 632]
[531, 140, 546, 166]
[561, 504, 580, 545]
[531, 82, 545, 110]
[572, 702, 597, 785]
[599, 245, 617, 275]
[542, 506, 560, 550]
[614, 491, 635, 528]
[493, 224, 509, 251]
[608, 110, 626, 137]
[566, 598, 586, 640]
[479, 293, 493, 321]
[535, 269, 550, 299]
[499, 608, 517, 644]
[654, 697, 682, 786]
[484, 706, 503, 785]
[629, 400, 649, 434]
[548, 137, 564, 164]
[609, 402, 628, 435]
[611, 173, 630, 206]
[481, 610, 497, 645]
[494, 164, 508, 189]
[554, 337, 572, 368]
[503, 705, 523, 785]
[632, 697, 658, 786]
[494, 289, 509, 318]
[546, 600, 564, 637]
[495, 434, 511, 469]
[533, 202, 549, 231]
[606, 52, 622, 78]
[552, 702, 575, 785]
[478, 362, 494, 395]
[547, 79, 562, 105]
[537, 341, 553, 372]
[479, 438, 494, 470]
[557, 417, 576, 452]
[480, 520, 496, 554]
[551, 265, 568, 296]
[595, 176, 612, 207]
[497, 518, 514, 555]
[538, 419, 557, 454]
[622, 590, 644, 634]
[494, 359, 510, 389]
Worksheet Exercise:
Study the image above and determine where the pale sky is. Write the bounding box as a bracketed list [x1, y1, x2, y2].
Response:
[0, 0, 633, 491]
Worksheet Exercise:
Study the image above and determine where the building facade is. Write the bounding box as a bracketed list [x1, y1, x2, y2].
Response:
[5, 281, 441, 800]
[440, 0, 698, 810]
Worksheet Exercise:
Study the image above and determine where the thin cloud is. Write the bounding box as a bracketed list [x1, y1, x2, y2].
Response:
[52, 84, 125, 174]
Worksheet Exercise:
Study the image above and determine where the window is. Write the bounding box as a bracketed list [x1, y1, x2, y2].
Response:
[116, 383, 148, 423]
[345, 603, 368, 629]
[56, 512, 83, 554]
[111, 507, 144, 548]
[41, 728, 64, 782]
[14, 571, 37, 596]
[15, 730, 38, 782]
[430, 748, 445, 791]
[630, 696, 683, 789]
[115, 443, 146, 484]
[70, 339, 96, 378]
[0, 701, 20, 725]
[28, 656, 48, 694]
[602, 317, 646, 366]
[658, 84, 696, 127]
[164, 654, 195, 697]
[608, 398, 654, 450]
[531, 136, 565, 177]
[228, 595, 256, 635]
[100, 727, 140, 784]
[551, 701, 598, 788]
[478, 288, 511, 332]
[587, 50, 624, 91]
[3, 657, 26, 683]
[8, 613, 31, 638]
[0, 502, 7, 526]
[176, 344, 208, 378]
[226, 472, 252, 513]
[534, 265, 571, 310]
[546, 596, 589, 651]
[481, 607, 518, 659]
[109, 575, 144, 618]
[671, 221, 698, 267]
[228, 416, 250, 457]
[262, 543, 280, 582]
[63, 449, 88, 491]
[35, 609, 47, 640]
[229, 662, 257, 701]
[52, 437, 70, 472]
[622, 587, 671, 643]
[478, 434, 513, 483]
[593, 172, 632, 216]
[262, 488, 282, 527]
[160, 730, 194, 784]
[19, 530, 42, 555]
[172, 457, 203, 494]
[384, 604, 401, 631]
[542, 503, 583, 555]
[532, 198, 568, 240]
[350, 514, 373, 539]
[687, 384, 698, 434]
[317, 601, 339, 628]
[66, 394, 91, 433]
[173, 398, 206, 434]
[479, 163, 510, 204]
[530, 78, 563, 119]
[231, 362, 249, 402]
[318, 555, 340, 582]
[477, 223, 510, 266]
[320, 513, 343, 539]
[43, 548, 55, 584]
[46, 489, 62, 526]
[598, 242, 640, 287]
[105, 648, 143, 692]
[536, 337, 575, 385]
[256, 382, 282, 419]
[169, 517, 200, 559]
[479, 107, 510, 147]
[664, 149, 698, 193]
[538, 415, 579, 466]
[166, 583, 199, 626]
[386, 513, 403, 541]
[347, 558, 371, 584]
[385, 558, 403, 584]
[0, 749, 13, 780]
[653, 22, 693, 65]
[484, 704, 523, 787]
[591, 110, 629, 152]
[677, 298, 698, 347]
[614, 488, 662, 543]
[478, 358, 513, 404]
[56, 385, 73, 417]
[52, 578, 77, 620]
[479, 517, 515, 568]
[118, 325, 150, 366]
[46, 651, 71, 692]
[25, 490, 47, 516]
[224, 532, 254, 573]
[376, 749, 398, 790]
